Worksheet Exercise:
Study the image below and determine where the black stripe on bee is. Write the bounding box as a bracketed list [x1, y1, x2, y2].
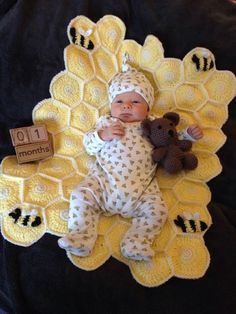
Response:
[70, 27, 77, 44]
[192, 54, 201, 70]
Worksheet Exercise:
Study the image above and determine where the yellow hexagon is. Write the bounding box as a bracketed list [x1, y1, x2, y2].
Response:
[1, 156, 37, 178]
[65, 45, 94, 80]
[33, 99, 69, 134]
[175, 83, 207, 111]
[98, 214, 119, 236]
[183, 48, 215, 83]
[140, 35, 164, 70]
[117, 40, 141, 70]
[129, 253, 173, 287]
[161, 189, 178, 211]
[45, 199, 69, 235]
[152, 220, 175, 252]
[68, 235, 110, 270]
[204, 70, 236, 104]
[67, 16, 99, 51]
[174, 109, 197, 131]
[75, 152, 96, 175]
[24, 174, 59, 207]
[106, 220, 131, 265]
[151, 91, 176, 117]
[50, 72, 83, 108]
[71, 102, 98, 132]
[173, 179, 211, 205]
[186, 150, 222, 182]
[169, 202, 212, 233]
[97, 15, 125, 53]
[154, 59, 183, 89]
[1, 205, 46, 246]
[38, 156, 75, 180]
[193, 128, 226, 153]
[196, 101, 228, 128]
[92, 47, 117, 82]
[99, 105, 110, 117]
[54, 128, 84, 157]
[62, 173, 84, 200]
[84, 78, 108, 108]
[0, 175, 22, 213]
[156, 168, 184, 189]
[167, 235, 210, 278]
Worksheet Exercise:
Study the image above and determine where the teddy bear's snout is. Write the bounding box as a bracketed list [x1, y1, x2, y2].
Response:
[168, 130, 174, 137]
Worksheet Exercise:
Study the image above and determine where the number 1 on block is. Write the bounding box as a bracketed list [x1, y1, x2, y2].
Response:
[28, 125, 48, 142]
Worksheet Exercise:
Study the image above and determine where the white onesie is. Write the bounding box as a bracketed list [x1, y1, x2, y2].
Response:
[58, 115, 192, 260]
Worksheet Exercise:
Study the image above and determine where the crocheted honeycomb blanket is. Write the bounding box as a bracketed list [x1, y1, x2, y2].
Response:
[0, 15, 235, 287]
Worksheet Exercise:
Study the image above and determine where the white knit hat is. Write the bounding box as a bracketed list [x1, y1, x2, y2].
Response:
[108, 54, 154, 109]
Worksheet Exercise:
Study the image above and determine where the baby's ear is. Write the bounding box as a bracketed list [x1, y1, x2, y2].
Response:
[141, 118, 152, 136]
[163, 112, 180, 126]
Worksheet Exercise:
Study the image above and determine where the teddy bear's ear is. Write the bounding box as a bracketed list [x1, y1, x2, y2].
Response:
[163, 112, 180, 126]
[141, 118, 152, 136]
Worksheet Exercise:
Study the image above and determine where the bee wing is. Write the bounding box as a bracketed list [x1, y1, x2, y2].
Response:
[182, 211, 192, 220]
[79, 28, 93, 38]
[193, 212, 200, 220]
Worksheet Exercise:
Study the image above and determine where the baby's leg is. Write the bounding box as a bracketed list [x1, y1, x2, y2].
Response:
[58, 179, 101, 256]
[121, 189, 168, 261]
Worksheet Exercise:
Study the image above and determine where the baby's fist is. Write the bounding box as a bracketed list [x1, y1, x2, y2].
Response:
[187, 124, 203, 140]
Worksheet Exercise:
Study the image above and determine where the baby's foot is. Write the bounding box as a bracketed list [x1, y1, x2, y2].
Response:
[120, 236, 155, 261]
[58, 233, 95, 257]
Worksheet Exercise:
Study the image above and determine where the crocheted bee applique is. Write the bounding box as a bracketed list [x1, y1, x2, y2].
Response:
[192, 52, 214, 72]
[174, 211, 208, 233]
[9, 208, 42, 228]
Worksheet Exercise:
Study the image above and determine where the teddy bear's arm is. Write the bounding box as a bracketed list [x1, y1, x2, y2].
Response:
[152, 147, 168, 162]
[178, 139, 192, 152]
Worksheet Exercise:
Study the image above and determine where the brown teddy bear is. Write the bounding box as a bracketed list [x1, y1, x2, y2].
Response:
[141, 112, 198, 174]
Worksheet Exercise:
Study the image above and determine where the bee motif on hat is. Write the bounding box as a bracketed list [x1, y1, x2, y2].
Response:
[174, 211, 208, 233]
[69, 27, 94, 50]
[8, 208, 42, 227]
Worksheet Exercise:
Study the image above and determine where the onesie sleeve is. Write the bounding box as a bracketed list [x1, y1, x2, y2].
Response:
[83, 116, 110, 155]
[178, 128, 196, 142]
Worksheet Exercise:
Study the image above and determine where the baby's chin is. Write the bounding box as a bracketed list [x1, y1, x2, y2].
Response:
[114, 114, 141, 123]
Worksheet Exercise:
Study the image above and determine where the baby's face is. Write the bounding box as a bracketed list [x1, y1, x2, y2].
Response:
[111, 92, 149, 123]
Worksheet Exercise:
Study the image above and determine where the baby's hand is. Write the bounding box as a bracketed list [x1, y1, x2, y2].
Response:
[98, 122, 125, 141]
[187, 124, 203, 140]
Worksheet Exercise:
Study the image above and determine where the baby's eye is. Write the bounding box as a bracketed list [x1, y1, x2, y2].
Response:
[116, 100, 123, 104]
[132, 101, 140, 104]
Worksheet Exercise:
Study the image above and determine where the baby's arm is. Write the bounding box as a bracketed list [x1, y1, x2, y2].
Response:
[83, 116, 110, 155]
[83, 116, 125, 155]
[98, 122, 125, 141]
[178, 125, 203, 142]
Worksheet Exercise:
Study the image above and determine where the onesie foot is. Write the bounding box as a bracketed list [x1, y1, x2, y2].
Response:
[58, 233, 95, 257]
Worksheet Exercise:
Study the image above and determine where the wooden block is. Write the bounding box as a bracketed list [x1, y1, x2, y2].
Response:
[15, 138, 53, 164]
[28, 125, 48, 143]
[10, 124, 53, 163]
[10, 127, 30, 146]
[10, 125, 48, 146]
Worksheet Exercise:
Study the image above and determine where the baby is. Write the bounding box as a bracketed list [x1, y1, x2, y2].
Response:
[58, 63, 203, 261]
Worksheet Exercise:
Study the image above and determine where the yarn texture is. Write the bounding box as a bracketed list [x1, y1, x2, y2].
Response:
[0, 15, 235, 287]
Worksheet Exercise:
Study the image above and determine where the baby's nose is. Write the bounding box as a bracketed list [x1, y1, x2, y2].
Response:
[123, 102, 132, 109]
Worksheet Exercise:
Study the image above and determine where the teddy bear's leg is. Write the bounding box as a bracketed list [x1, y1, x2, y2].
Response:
[58, 179, 102, 256]
[120, 183, 168, 261]
[182, 153, 198, 170]
[163, 158, 183, 174]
